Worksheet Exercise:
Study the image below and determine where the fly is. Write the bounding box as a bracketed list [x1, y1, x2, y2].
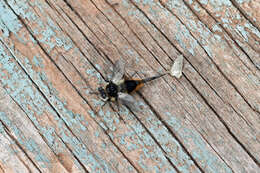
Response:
[92, 59, 167, 111]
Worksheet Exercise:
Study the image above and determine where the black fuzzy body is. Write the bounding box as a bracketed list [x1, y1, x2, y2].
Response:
[105, 82, 118, 98]
[105, 73, 166, 100]
[122, 80, 139, 93]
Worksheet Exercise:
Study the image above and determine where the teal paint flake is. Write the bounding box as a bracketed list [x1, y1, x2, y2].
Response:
[95, 154, 115, 173]
[174, 20, 199, 55]
[165, 112, 232, 173]
[122, 0, 130, 7]
[95, 64, 101, 70]
[138, 104, 200, 173]
[5, 0, 73, 52]
[193, 3, 201, 12]
[8, 0, 37, 21]
[0, 2, 22, 38]
[138, 155, 149, 170]
[119, 135, 126, 145]
[244, 23, 260, 38]
[88, 110, 96, 118]
[200, 0, 208, 5]
[121, 123, 176, 171]
[32, 55, 44, 68]
[99, 122, 108, 131]
[29, 34, 37, 44]
[95, 131, 100, 137]
[0, 121, 5, 134]
[127, 165, 134, 172]
[234, 0, 251, 3]
[92, 98, 105, 107]
[188, 0, 193, 4]
[29, 0, 48, 13]
[86, 68, 103, 83]
[212, 25, 222, 32]
[209, 0, 232, 6]
[102, 110, 118, 132]
[127, 143, 138, 151]
[0, 44, 115, 172]
[0, 112, 51, 168]
[235, 25, 249, 42]
[235, 13, 241, 20]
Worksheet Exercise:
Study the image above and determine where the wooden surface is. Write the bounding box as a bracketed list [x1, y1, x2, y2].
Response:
[0, 0, 259, 172]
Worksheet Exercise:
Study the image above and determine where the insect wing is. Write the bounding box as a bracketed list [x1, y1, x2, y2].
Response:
[118, 92, 139, 111]
[112, 60, 125, 84]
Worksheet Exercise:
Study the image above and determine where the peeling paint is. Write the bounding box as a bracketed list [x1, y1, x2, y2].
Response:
[0, 112, 51, 168]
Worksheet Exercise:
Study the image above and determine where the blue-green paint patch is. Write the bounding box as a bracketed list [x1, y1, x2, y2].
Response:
[200, 0, 208, 5]
[212, 24, 222, 32]
[136, 104, 200, 173]
[95, 131, 100, 137]
[166, 112, 232, 173]
[5, 0, 73, 52]
[244, 23, 260, 38]
[92, 98, 105, 107]
[0, 2, 22, 38]
[235, 25, 249, 42]
[193, 3, 201, 12]
[0, 112, 51, 168]
[86, 69, 103, 83]
[32, 55, 44, 68]
[95, 64, 101, 70]
[233, 0, 251, 4]
[88, 110, 96, 118]
[0, 43, 113, 172]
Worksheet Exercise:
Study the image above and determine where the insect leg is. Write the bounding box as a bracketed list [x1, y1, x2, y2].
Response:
[108, 101, 115, 110]
[89, 91, 99, 95]
[115, 99, 120, 112]
[101, 101, 108, 109]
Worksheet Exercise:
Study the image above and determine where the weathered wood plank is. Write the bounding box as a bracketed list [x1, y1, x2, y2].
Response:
[46, 0, 231, 171]
[195, 0, 260, 69]
[61, 0, 259, 171]
[38, 1, 205, 172]
[0, 1, 138, 172]
[0, 85, 65, 173]
[0, 0, 259, 172]
[0, 42, 88, 173]
[1, 0, 181, 172]
[233, 0, 260, 30]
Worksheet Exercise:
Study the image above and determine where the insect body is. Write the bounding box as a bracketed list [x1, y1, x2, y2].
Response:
[97, 60, 167, 110]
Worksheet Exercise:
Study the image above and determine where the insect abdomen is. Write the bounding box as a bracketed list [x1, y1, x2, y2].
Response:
[124, 80, 143, 93]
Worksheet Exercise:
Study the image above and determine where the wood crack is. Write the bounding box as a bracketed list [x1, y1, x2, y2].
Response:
[229, 0, 260, 32]
[183, 73, 260, 166]
[56, 2, 193, 171]
[130, 0, 260, 167]
[0, 120, 42, 173]
[160, 0, 260, 116]
[193, 0, 260, 70]
[1, 2, 94, 171]
[0, 41, 90, 173]
[57, 55, 140, 173]
[41, 2, 142, 171]
[137, 92, 205, 173]
[1, 0, 259, 171]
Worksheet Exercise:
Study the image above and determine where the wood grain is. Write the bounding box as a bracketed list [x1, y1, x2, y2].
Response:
[0, 0, 259, 172]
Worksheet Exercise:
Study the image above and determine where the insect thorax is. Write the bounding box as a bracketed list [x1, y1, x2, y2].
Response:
[106, 82, 118, 98]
